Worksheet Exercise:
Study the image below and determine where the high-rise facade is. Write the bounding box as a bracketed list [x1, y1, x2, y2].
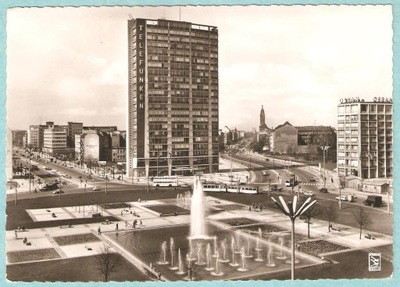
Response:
[337, 98, 393, 179]
[127, 18, 219, 177]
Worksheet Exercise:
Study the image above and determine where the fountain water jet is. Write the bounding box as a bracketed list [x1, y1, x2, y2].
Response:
[195, 242, 206, 265]
[170, 238, 178, 270]
[176, 248, 185, 275]
[254, 238, 263, 262]
[266, 242, 276, 267]
[158, 241, 169, 265]
[190, 177, 208, 239]
[275, 237, 287, 260]
[229, 237, 239, 267]
[205, 243, 214, 271]
[237, 246, 248, 272]
[244, 238, 253, 258]
[219, 239, 229, 263]
[210, 251, 224, 276]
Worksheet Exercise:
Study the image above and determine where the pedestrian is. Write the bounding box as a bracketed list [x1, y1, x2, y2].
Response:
[125, 220, 128, 227]
[115, 223, 119, 231]
[98, 226, 101, 235]
[121, 210, 123, 216]
[249, 206, 252, 212]
[140, 219, 143, 225]
[14, 230, 18, 239]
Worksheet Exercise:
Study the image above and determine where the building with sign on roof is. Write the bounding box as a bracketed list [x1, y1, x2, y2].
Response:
[127, 18, 219, 177]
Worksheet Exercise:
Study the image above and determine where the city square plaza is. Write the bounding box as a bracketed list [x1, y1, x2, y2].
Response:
[6, 158, 393, 281]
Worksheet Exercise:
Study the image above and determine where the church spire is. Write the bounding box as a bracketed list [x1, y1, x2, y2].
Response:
[260, 105, 267, 130]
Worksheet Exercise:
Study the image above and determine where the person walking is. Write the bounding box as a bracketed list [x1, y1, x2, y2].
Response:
[97, 226, 101, 235]
[115, 223, 119, 231]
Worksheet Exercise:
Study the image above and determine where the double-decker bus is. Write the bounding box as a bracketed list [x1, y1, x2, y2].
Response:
[152, 176, 179, 187]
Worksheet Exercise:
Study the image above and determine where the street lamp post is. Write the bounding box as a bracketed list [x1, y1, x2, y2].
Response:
[271, 195, 316, 280]
[105, 175, 108, 195]
[319, 146, 330, 189]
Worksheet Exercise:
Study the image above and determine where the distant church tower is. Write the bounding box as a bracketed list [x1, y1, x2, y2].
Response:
[258, 105, 272, 149]
[259, 105, 268, 131]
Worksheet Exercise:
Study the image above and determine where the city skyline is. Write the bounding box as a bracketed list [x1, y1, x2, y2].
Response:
[6, 5, 392, 131]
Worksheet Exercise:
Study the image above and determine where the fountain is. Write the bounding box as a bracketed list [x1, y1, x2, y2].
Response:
[190, 176, 208, 239]
[229, 237, 239, 267]
[170, 238, 178, 270]
[219, 239, 229, 263]
[254, 238, 263, 262]
[106, 176, 324, 281]
[195, 243, 206, 265]
[158, 241, 169, 265]
[266, 241, 276, 267]
[176, 248, 185, 275]
[210, 251, 224, 276]
[275, 237, 287, 260]
[238, 246, 248, 272]
[205, 243, 214, 271]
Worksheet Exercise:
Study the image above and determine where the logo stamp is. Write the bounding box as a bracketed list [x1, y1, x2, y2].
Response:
[369, 253, 381, 271]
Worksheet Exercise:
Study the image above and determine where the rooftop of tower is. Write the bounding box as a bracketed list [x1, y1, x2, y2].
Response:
[129, 18, 218, 31]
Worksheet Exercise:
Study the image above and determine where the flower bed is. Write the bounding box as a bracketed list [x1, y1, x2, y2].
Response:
[218, 217, 260, 226]
[298, 240, 349, 256]
[99, 202, 132, 209]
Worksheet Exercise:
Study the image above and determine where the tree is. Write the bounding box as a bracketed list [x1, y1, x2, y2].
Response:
[352, 207, 371, 239]
[322, 201, 338, 232]
[84, 155, 98, 172]
[302, 203, 320, 238]
[94, 244, 121, 282]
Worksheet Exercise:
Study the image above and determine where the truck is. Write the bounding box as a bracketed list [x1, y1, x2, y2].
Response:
[363, 195, 382, 207]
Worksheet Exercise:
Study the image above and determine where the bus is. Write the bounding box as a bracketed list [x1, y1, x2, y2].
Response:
[152, 176, 179, 187]
[285, 173, 296, 187]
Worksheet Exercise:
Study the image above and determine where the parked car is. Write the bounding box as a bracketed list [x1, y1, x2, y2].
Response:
[271, 185, 283, 192]
[303, 190, 314, 197]
[363, 195, 382, 207]
[53, 190, 64, 194]
[262, 170, 269, 176]
[319, 188, 328, 193]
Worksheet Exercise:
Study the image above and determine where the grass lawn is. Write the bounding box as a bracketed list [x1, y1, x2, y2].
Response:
[6, 255, 149, 282]
[7, 248, 61, 264]
[53, 233, 100, 246]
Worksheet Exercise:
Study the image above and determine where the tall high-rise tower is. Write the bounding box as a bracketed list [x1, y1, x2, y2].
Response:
[127, 18, 219, 178]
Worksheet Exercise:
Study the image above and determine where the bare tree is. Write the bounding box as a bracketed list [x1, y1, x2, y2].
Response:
[352, 207, 371, 239]
[94, 244, 121, 282]
[322, 201, 338, 232]
[302, 203, 320, 238]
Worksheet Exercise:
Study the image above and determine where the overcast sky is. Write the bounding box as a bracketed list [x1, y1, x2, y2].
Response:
[6, 5, 392, 132]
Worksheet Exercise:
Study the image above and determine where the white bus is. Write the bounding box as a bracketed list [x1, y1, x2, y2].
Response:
[152, 176, 179, 187]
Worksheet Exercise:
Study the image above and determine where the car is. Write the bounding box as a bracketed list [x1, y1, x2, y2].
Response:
[363, 195, 382, 207]
[93, 186, 101, 191]
[309, 177, 317, 182]
[336, 195, 348, 201]
[53, 190, 64, 194]
[262, 170, 269, 176]
[319, 188, 328, 193]
[180, 183, 190, 188]
[45, 167, 52, 170]
[270, 185, 283, 192]
[303, 190, 314, 197]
